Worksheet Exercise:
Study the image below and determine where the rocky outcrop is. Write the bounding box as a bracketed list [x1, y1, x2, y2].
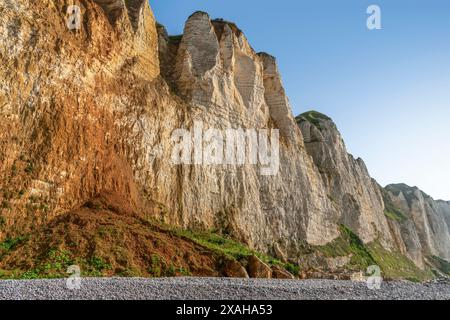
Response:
[297, 111, 393, 247]
[0, 0, 341, 260]
[297, 111, 450, 270]
[0, 0, 165, 235]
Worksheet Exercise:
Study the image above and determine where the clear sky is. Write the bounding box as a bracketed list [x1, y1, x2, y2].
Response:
[151, 0, 450, 200]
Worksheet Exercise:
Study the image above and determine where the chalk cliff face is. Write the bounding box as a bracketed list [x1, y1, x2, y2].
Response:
[0, 1, 340, 256]
[437, 201, 450, 234]
[297, 112, 394, 247]
[0, 0, 449, 276]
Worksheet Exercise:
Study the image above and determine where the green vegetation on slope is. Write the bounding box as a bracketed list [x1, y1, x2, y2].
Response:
[0, 236, 27, 254]
[296, 110, 332, 130]
[0, 198, 439, 283]
[1, 245, 117, 279]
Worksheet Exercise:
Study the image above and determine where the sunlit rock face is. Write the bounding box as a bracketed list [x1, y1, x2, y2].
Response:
[0, 1, 448, 270]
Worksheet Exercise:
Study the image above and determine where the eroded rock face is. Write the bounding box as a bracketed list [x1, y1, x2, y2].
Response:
[0, 1, 340, 259]
[223, 259, 249, 278]
[436, 201, 450, 234]
[0, 0, 166, 235]
[247, 255, 272, 278]
[297, 112, 393, 247]
[0, 1, 448, 274]
[385, 184, 450, 263]
[297, 113, 450, 269]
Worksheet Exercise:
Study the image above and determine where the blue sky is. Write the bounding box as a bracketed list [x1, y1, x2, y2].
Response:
[151, 0, 450, 200]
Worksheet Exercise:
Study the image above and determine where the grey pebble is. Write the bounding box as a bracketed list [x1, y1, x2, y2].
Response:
[0, 277, 448, 300]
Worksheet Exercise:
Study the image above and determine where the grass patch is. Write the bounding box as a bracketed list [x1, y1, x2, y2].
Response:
[15, 249, 75, 279]
[177, 229, 280, 265]
[285, 263, 301, 276]
[88, 256, 112, 273]
[15, 250, 113, 279]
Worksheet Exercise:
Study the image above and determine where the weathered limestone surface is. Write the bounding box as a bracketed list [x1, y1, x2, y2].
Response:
[159, 12, 340, 253]
[0, 1, 448, 272]
[0, 2, 339, 257]
[0, 0, 167, 234]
